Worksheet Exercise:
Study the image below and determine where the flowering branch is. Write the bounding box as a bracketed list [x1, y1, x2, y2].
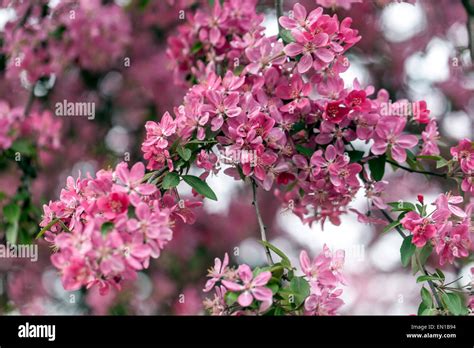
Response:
[251, 179, 274, 265]
[380, 210, 444, 310]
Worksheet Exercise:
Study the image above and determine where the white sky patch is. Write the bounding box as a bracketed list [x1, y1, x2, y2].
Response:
[381, 2, 426, 43]
[263, 12, 279, 38]
[405, 38, 451, 83]
[0, 8, 16, 31]
[407, 86, 447, 119]
[442, 110, 472, 139]
[369, 233, 403, 272]
[105, 126, 129, 154]
[177, 166, 244, 214]
[340, 58, 371, 88]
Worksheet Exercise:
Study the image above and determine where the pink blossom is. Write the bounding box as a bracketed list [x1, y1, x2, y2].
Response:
[435, 222, 471, 265]
[420, 120, 440, 156]
[204, 253, 230, 292]
[412, 101, 430, 124]
[400, 211, 436, 247]
[222, 264, 273, 307]
[450, 139, 474, 173]
[371, 116, 418, 163]
[143, 112, 177, 149]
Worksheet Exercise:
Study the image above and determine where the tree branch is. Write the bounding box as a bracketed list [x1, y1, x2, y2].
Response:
[386, 159, 446, 178]
[462, 0, 474, 61]
[275, 0, 284, 34]
[251, 179, 274, 265]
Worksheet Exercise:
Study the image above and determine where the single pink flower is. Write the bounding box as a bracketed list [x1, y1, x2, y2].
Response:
[143, 112, 177, 149]
[222, 264, 273, 307]
[400, 211, 436, 247]
[371, 116, 418, 163]
[204, 253, 230, 292]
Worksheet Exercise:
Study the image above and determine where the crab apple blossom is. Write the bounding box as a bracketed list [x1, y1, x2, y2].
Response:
[39, 161, 201, 294]
[371, 116, 419, 163]
[0, 0, 469, 319]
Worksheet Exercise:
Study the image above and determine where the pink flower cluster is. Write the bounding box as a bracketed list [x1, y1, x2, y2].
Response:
[0, 101, 23, 150]
[39, 161, 201, 294]
[203, 253, 273, 315]
[401, 193, 472, 265]
[279, 3, 360, 74]
[153, 2, 434, 227]
[0, 100, 61, 151]
[166, 0, 265, 84]
[299, 245, 345, 315]
[450, 139, 474, 195]
[203, 245, 346, 316]
[2, 0, 130, 84]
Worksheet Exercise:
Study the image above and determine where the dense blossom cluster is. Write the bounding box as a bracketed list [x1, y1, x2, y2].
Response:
[39, 161, 201, 294]
[203, 245, 345, 315]
[299, 246, 345, 315]
[145, 2, 446, 228]
[27, 0, 472, 317]
[166, 0, 265, 84]
[401, 194, 472, 265]
[0, 100, 61, 151]
[2, 0, 130, 84]
[451, 139, 474, 195]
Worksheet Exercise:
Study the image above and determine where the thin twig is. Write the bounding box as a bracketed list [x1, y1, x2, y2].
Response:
[462, 0, 474, 60]
[23, 87, 35, 117]
[275, 0, 284, 34]
[251, 179, 274, 265]
[386, 159, 446, 178]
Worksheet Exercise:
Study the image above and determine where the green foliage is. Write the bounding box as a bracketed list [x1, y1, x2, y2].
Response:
[182, 175, 217, 200]
[400, 236, 416, 267]
[162, 172, 181, 190]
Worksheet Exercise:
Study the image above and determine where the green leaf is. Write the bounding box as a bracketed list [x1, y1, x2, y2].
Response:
[225, 291, 239, 306]
[267, 282, 280, 295]
[258, 240, 292, 268]
[182, 175, 217, 201]
[347, 150, 365, 163]
[418, 243, 433, 266]
[383, 220, 401, 233]
[368, 155, 386, 181]
[417, 275, 441, 283]
[279, 29, 295, 44]
[162, 172, 181, 190]
[177, 146, 192, 161]
[295, 144, 313, 157]
[36, 218, 59, 239]
[416, 155, 442, 161]
[421, 287, 433, 308]
[289, 277, 310, 306]
[441, 292, 467, 316]
[417, 301, 427, 316]
[400, 236, 416, 267]
[3, 204, 20, 224]
[10, 139, 35, 157]
[6, 223, 18, 244]
[436, 157, 449, 169]
[101, 222, 115, 236]
[435, 268, 445, 281]
[191, 41, 203, 54]
[388, 201, 416, 212]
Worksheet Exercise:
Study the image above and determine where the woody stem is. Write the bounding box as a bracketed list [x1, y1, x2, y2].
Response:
[251, 179, 274, 265]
